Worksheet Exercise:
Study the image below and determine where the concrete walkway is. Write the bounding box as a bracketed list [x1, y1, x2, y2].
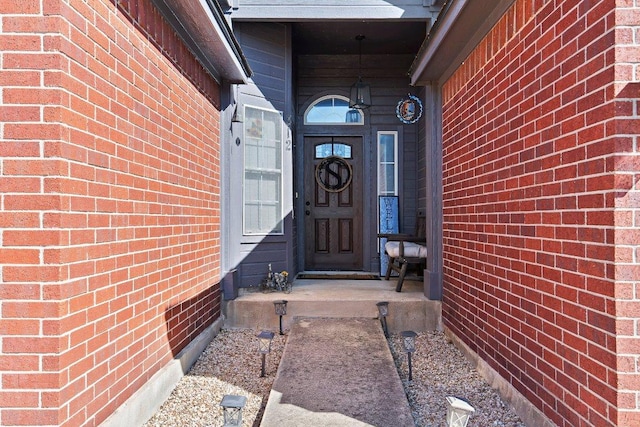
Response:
[260, 317, 414, 427]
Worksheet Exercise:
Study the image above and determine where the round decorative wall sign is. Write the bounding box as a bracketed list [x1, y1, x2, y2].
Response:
[396, 94, 423, 124]
[315, 156, 353, 193]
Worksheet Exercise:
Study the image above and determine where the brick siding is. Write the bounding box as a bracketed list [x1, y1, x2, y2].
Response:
[613, 1, 640, 424]
[441, 1, 639, 426]
[0, 0, 222, 425]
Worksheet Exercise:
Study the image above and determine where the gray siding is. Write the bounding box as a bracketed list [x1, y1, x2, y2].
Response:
[236, 22, 288, 109]
[227, 22, 295, 288]
[296, 53, 420, 270]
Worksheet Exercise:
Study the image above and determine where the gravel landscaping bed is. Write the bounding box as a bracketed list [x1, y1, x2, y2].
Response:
[387, 332, 525, 427]
[144, 328, 525, 427]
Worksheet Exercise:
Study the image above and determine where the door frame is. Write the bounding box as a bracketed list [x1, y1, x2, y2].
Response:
[295, 126, 374, 273]
[303, 136, 364, 270]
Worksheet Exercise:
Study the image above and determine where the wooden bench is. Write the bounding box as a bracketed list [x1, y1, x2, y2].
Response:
[379, 214, 427, 292]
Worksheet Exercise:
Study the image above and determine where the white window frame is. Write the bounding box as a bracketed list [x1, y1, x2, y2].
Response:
[303, 95, 364, 125]
[377, 131, 398, 196]
[242, 105, 284, 236]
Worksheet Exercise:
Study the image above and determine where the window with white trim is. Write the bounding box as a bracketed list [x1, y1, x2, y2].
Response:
[304, 95, 364, 125]
[243, 105, 283, 235]
[377, 131, 398, 195]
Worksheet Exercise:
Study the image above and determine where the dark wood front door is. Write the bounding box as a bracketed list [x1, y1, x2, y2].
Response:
[304, 136, 363, 270]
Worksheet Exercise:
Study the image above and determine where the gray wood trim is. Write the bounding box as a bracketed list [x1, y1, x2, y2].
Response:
[423, 84, 443, 300]
[284, 23, 296, 276]
[410, 0, 516, 84]
[238, 0, 430, 4]
[231, 0, 438, 20]
[362, 131, 374, 273]
[150, 0, 251, 83]
[221, 82, 234, 276]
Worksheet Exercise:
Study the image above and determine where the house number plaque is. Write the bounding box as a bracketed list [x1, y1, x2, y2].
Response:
[315, 156, 352, 193]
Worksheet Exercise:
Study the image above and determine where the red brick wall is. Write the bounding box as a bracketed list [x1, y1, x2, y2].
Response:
[613, 1, 640, 424]
[441, 1, 639, 426]
[0, 0, 222, 425]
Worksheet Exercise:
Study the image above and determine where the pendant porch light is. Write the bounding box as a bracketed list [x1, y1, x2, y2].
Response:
[349, 35, 371, 109]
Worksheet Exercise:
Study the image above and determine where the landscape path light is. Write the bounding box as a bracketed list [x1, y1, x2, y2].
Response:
[273, 300, 288, 335]
[220, 394, 247, 426]
[446, 396, 475, 427]
[376, 301, 389, 337]
[401, 330, 417, 381]
[257, 330, 275, 377]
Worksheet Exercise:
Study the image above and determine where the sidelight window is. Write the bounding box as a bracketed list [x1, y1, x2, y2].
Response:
[243, 105, 283, 235]
[377, 131, 398, 195]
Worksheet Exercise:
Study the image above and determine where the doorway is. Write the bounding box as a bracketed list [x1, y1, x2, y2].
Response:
[304, 136, 363, 270]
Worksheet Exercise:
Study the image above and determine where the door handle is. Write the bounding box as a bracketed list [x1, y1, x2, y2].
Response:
[305, 210, 311, 216]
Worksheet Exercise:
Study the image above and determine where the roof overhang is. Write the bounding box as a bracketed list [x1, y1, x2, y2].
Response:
[228, 1, 441, 21]
[409, 0, 515, 86]
[151, 0, 252, 84]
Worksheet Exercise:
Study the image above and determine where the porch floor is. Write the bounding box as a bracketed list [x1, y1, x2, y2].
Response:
[222, 275, 442, 333]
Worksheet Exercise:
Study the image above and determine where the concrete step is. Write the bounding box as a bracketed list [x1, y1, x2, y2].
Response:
[222, 278, 442, 333]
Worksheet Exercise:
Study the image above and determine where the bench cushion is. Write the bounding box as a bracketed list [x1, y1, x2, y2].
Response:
[384, 241, 427, 258]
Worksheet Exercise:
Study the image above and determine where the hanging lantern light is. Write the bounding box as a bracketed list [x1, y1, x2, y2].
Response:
[349, 35, 371, 109]
[345, 108, 361, 123]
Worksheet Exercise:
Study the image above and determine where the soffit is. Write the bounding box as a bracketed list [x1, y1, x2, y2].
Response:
[229, 0, 441, 21]
[228, 1, 442, 56]
[409, 0, 516, 86]
[292, 21, 428, 55]
[151, 0, 252, 83]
